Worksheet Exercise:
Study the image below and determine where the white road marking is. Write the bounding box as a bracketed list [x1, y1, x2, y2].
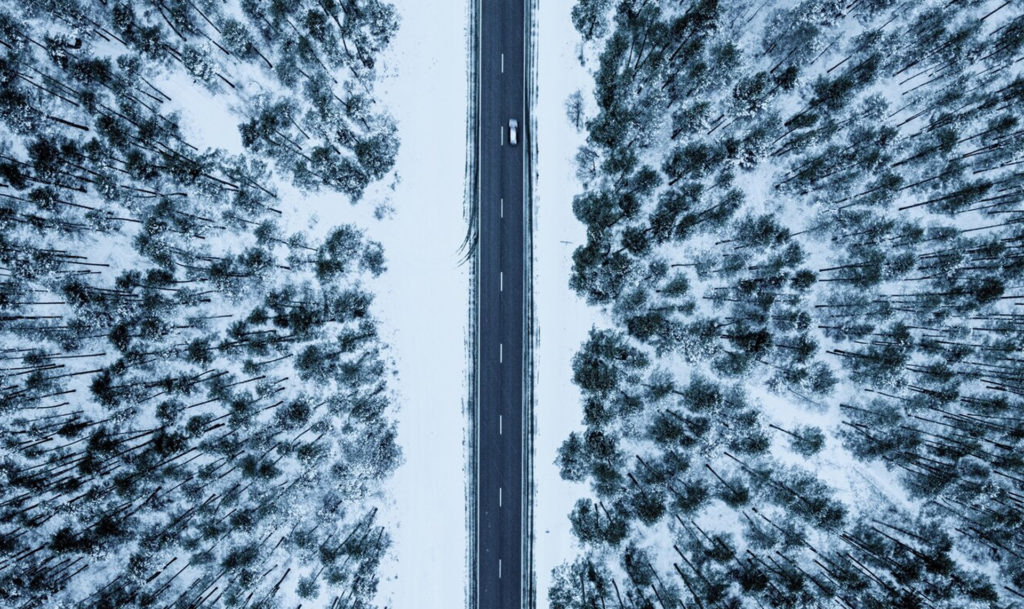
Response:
[499, 486, 502, 507]
[498, 559, 502, 579]
[499, 414, 503, 435]
[500, 197, 504, 218]
[501, 53, 504, 73]
[500, 126, 504, 146]
[499, 343, 503, 363]
[500, 271, 503, 292]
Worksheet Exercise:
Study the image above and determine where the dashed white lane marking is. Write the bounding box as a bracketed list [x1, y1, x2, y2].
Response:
[500, 271, 503, 292]
[499, 343, 503, 363]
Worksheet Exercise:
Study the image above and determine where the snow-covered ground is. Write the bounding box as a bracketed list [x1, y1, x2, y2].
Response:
[365, 1, 471, 606]
[532, 2, 595, 605]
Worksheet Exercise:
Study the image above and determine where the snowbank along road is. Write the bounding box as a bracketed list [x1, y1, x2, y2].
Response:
[475, 0, 528, 607]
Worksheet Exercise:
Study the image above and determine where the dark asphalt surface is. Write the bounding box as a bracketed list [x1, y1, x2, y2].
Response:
[476, 0, 526, 607]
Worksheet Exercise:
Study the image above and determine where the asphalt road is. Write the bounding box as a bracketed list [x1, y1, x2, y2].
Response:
[476, 0, 526, 607]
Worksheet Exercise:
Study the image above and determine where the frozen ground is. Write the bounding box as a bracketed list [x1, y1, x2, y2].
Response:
[364, 1, 471, 606]
[532, 2, 596, 605]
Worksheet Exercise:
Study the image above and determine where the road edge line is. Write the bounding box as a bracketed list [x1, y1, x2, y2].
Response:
[522, 0, 538, 607]
[464, 0, 481, 606]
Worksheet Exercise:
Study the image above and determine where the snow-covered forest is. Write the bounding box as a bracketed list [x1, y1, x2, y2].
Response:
[0, 1, 402, 608]
[555, 0, 1024, 607]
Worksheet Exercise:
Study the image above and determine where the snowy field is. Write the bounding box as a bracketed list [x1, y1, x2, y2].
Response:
[532, 2, 596, 605]
[364, 1, 471, 606]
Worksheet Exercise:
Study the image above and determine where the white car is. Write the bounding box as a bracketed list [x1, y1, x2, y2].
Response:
[509, 119, 518, 146]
